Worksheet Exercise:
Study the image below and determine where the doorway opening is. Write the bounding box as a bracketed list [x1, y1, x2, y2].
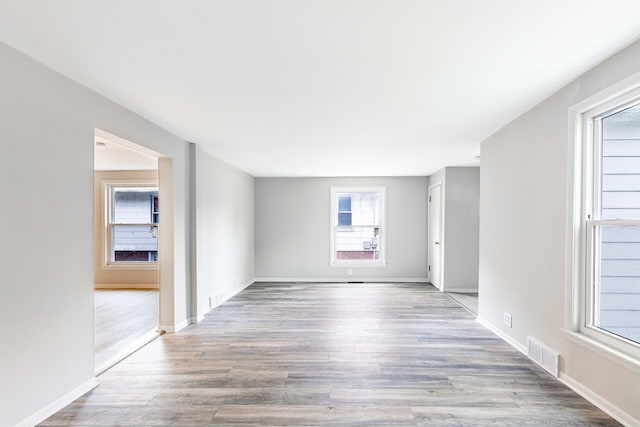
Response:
[93, 130, 164, 373]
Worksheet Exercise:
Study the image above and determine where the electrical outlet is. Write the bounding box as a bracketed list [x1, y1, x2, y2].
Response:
[347, 268, 353, 276]
[503, 312, 512, 328]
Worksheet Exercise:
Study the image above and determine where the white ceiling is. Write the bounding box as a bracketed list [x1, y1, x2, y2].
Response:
[2, 1, 640, 177]
[94, 135, 158, 171]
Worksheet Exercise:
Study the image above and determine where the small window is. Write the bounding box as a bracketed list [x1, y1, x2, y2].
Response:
[330, 187, 386, 266]
[104, 182, 159, 266]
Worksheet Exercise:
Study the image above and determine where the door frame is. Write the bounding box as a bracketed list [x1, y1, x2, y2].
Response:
[428, 181, 444, 290]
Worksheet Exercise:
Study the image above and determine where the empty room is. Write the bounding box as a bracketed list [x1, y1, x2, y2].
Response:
[1, 1, 639, 426]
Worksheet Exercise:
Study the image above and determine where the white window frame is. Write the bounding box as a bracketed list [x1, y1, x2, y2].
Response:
[330, 186, 387, 268]
[102, 180, 159, 270]
[566, 76, 640, 368]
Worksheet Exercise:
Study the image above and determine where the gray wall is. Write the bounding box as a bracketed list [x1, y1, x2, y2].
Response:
[195, 146, 255, 319]
[0, 41, 191, 426]
[442, 167, 480, 292]
[479, 38, 640, 421]
[427, 167, 480, 292]
[255, 177, 428, 280]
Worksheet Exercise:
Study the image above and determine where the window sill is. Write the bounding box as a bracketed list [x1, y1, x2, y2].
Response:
[561, 329, 640, 374]
[102, 262, 159, 270]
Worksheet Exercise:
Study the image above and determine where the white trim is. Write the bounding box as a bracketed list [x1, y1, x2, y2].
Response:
[476, 316, 528, 355]
[94, 283, 159, 290]
[254, 277, 428, 283]
[559, 373, 639, 427]
[14, 378, 99, 427]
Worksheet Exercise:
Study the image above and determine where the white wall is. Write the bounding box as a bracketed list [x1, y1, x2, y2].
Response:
[479, 39, 640, 422]
[255, 177, 428, 281]
[194, 146, 255, 320]
[0, 41, 191, 426]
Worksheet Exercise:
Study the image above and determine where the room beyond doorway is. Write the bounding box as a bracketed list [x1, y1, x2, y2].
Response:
[94, 130, 162, 373]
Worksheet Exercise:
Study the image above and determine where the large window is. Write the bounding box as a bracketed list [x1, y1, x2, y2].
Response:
[330, 187, 386, 266]
[104, 182, 159, 267]
[575, 87, 640, 358]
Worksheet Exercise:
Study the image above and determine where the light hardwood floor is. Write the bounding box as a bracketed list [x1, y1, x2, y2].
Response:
[446, 292, 478, 315]
[94, 289, 159, 371]
[43, 282, 618, 426]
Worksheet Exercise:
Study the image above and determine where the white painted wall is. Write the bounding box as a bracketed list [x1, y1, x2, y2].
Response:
[479, 39, 640, 422]
[0, 41, 191, 426]
[194, 146, 255, 320]
[255, 177, 428, 281]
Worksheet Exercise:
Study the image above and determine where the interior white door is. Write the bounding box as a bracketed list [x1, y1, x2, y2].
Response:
[428, 184, 442, 289]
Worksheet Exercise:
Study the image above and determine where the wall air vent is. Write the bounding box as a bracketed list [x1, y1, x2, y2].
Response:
[527, 336, 559, 378]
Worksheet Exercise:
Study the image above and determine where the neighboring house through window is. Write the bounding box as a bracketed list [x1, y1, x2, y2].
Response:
[104, 181, 159, 267]
[330, 186, 386, 266]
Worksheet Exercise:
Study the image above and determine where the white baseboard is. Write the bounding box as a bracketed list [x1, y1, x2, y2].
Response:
[559, 373, 639, 426]
[254, 277, 428, 283]
[476, 316, 527, 355]
[444, 288, 478, 293]
[95, 283, 159, 290]
[15, 378, 99, 427]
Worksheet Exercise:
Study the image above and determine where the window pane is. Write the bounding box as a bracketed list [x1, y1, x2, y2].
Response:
[338, 196, 351, 212]
[113, 188, 158, 224]
[112, 224, 158, 262]
[595, 224, 640, 344]
[601, 104, 640, 220]
[338, 212, 352, 226]
[336, 192, 380, 226]
[335, 226, 380, 260]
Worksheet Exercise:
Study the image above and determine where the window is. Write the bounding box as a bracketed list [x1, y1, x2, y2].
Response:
[330, 187, 386, 266]
[104, 181, 159, 267]
[573, 86, 640, 359]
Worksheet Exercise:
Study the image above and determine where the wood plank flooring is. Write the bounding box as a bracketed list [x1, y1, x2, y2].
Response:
[446, 292, 478, 315]
[43, 282, 618, 426]
[94, 289, 159, 370]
